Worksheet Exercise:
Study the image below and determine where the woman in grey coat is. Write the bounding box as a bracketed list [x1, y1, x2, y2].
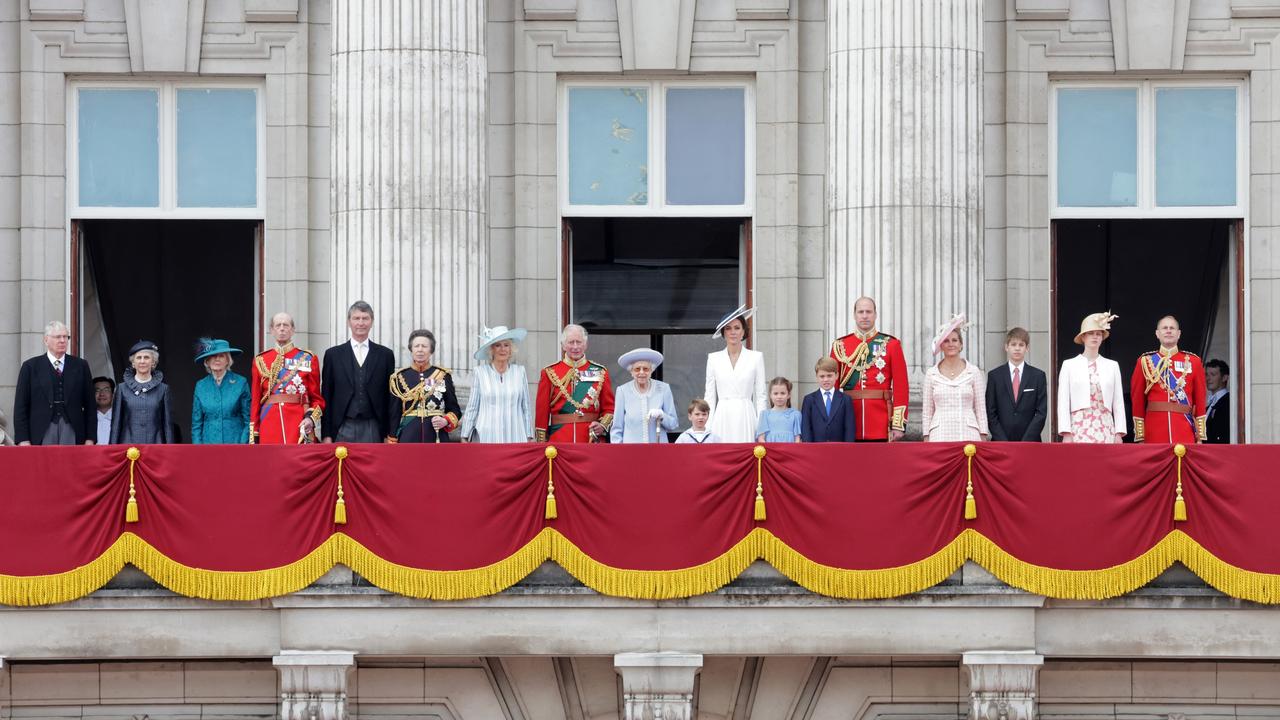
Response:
[110, 340, 174, 445]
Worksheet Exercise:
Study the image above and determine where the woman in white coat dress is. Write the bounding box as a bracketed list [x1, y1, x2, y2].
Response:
[704, 305, 767, 443]
[1058, 312, 1127, 444]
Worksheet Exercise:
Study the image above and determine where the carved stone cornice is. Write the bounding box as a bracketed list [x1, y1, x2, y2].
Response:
[963, 651, 1044, 720]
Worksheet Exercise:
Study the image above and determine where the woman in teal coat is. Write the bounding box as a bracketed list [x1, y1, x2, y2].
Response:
[191, 338, 251, 444]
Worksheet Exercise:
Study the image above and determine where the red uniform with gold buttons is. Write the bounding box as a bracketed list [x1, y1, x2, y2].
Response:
[829, 330, 909, 441]
[1131, 347, 1207, 444]
[250, 343, 324, 444]
[534, 356, 615, 443]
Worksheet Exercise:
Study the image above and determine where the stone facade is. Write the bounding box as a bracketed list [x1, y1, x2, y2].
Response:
[1, 0, 1273, 437]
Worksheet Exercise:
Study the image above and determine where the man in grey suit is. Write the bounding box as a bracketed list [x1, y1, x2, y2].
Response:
[985, 327, 1048, 442]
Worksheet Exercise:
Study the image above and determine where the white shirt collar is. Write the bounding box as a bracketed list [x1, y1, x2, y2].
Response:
[1008, 361, 1025, 374]
[98, 409, 112, 419]
[350, 338, 369, 350]
[1207, 388, 1228, 406]
[47, 351, 65, 367]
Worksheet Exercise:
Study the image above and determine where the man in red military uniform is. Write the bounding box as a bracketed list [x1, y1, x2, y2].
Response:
[1132, 315, 1206, 444]
[829, 296, 909, 441]
[535, 324, 615, 443]
[250, 312, 324, 444]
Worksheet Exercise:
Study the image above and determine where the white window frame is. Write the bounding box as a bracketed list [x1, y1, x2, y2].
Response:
[558, 78, 755, 218]
[68, 78, 266, 220]
[1049, 78, 1247, 219]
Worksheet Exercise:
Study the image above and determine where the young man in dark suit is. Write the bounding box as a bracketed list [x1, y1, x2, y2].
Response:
[13, 320, 96, 445]
[321, 301, 396, 443]
[1204, 359, 1230, 443]
[801, 357, 856, 443]
[985, 327, 1048, 442]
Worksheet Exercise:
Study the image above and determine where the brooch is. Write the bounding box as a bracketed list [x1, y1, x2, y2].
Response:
[875, 372, 886, 384]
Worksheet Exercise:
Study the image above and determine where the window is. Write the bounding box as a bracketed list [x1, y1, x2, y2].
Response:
[1051, 80, 1245, 217]
[566, 217, 749, 422]
[71, 81, 264, 218]
[561, 80, 753, 216]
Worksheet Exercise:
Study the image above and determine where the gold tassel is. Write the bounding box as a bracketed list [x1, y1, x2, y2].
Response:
[963, 443, 977, 520]
[125, 447, 140, 523]
[334, 446, 348, 525]
[1173, 443, 1187, 522]
[545, 446, 558, 520]
[753, 445, 767, 521]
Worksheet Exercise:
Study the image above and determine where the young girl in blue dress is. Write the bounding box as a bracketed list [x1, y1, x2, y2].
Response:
[755, 377, 801, 443]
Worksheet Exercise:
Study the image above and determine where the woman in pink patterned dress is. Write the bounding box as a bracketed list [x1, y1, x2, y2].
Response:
[1057, 312, 1126, 444]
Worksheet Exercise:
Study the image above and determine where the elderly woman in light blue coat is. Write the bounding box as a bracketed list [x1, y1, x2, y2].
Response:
[610, 348, 679, 444]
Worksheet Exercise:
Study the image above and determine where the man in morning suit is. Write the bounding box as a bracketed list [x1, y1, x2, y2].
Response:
[534, 324, 614, 443]
[985, 327, 1048, 441]
[1131, 315, 1207, 444]
[828, 296, 909, 441]
[13, 320, 96, 445]
[801, 357, 856, 442]
[321, 300, 395, 444]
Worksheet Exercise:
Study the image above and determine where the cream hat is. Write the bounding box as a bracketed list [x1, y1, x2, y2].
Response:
[1074, 311, 1118, 345]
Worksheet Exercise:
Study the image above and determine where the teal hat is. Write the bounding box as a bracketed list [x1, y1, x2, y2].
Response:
[194, 337, 242, 363]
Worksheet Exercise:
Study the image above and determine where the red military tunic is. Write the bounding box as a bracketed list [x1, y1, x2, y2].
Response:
[830, 330, 910, 441]
[534, 356, 615, 444]
[1131, 347, 1207, 444]
[250, 343, 324, 444]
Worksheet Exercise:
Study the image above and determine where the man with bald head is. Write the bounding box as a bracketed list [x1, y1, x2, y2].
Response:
[249, 312, 324, 444]
[829, 296, 909, 441]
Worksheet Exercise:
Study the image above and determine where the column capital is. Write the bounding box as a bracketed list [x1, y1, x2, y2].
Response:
[962, 650, 1044, 720]
[273, 651, 356, 720]
[614, 652, 703, 720]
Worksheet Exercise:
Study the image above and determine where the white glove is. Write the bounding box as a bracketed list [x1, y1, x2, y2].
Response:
[647, 408, 665, 421]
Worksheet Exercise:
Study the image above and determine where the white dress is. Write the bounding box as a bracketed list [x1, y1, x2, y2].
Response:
[704, 347, 767, 443]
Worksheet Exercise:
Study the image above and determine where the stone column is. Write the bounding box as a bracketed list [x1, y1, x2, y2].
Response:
[331, 1, 487, 378]
[273, 650, 356, 720]
[826, 0, 984, 374]
[614, 652, 703, 720]
[963, 650, 1044, 720]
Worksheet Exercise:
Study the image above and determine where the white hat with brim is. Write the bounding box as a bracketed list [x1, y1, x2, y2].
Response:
[930, 313, 968, 355]
[473, 325, 528, 361]
[618, 347, 664, 371]
[1074, 312, 1118, 345]
[712, 304, 756, 339]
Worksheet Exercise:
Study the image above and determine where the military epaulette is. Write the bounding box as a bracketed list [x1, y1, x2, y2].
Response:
[877, 332, 898, 341]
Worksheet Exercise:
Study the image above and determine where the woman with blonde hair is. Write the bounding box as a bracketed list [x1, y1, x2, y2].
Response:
[921, 313, 988, 442]
[459, 326, 533, 443]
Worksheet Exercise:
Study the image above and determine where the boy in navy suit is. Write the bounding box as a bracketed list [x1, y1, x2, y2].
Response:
[801, 357, 856, 443]
[985, 327, 1048, 441]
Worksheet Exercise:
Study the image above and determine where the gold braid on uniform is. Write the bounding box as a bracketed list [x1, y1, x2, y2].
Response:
[544, 366, 594, 415]
[1141, 352, 1171, 395]
[831, 339, 871, 387]
[390, 368, 443, 415]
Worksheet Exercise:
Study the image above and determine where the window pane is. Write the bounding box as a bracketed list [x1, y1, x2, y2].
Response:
[177, 88, 258, 207]
[78, 89, 159, 207]
[1056, 88, 1137, 207]
[665, 88, 745, 205]
[567, 87, 649, 206]
[1156, 88, 1237, 207]
[571, 218, 740, 331]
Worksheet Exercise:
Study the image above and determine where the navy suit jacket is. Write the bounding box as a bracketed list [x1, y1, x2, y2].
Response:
[985, 363, 1048, 441]
[800, 388, 856, 443]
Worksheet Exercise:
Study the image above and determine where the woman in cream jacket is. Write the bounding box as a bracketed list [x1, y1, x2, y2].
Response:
[1057, 312, 1126, 443]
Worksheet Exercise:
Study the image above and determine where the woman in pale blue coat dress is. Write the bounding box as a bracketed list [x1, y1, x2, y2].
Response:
[460, 326, 534, 443]
[611, 348, 679, 444]
[191, 338, 251, 444]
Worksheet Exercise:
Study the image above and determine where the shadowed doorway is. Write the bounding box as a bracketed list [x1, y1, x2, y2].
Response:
[79, 219, 259, 443]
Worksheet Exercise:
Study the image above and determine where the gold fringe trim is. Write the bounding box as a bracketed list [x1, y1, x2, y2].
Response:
[966, 529, 1178, 600]
[333, 531, 550, 599]
[548, 528, 765, 599]
[761, 530, 968, 599]
[5, 529, 1280, 606]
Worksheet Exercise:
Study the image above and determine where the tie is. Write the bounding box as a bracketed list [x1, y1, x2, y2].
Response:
[53, 359, 62, 377]
[1012, 367, 1021, 402]
[356, 343, 366, 367]
[824, 390, 831, 415]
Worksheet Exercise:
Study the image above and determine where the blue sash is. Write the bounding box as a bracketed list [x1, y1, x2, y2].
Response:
[1150, 352, 1196, 434]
